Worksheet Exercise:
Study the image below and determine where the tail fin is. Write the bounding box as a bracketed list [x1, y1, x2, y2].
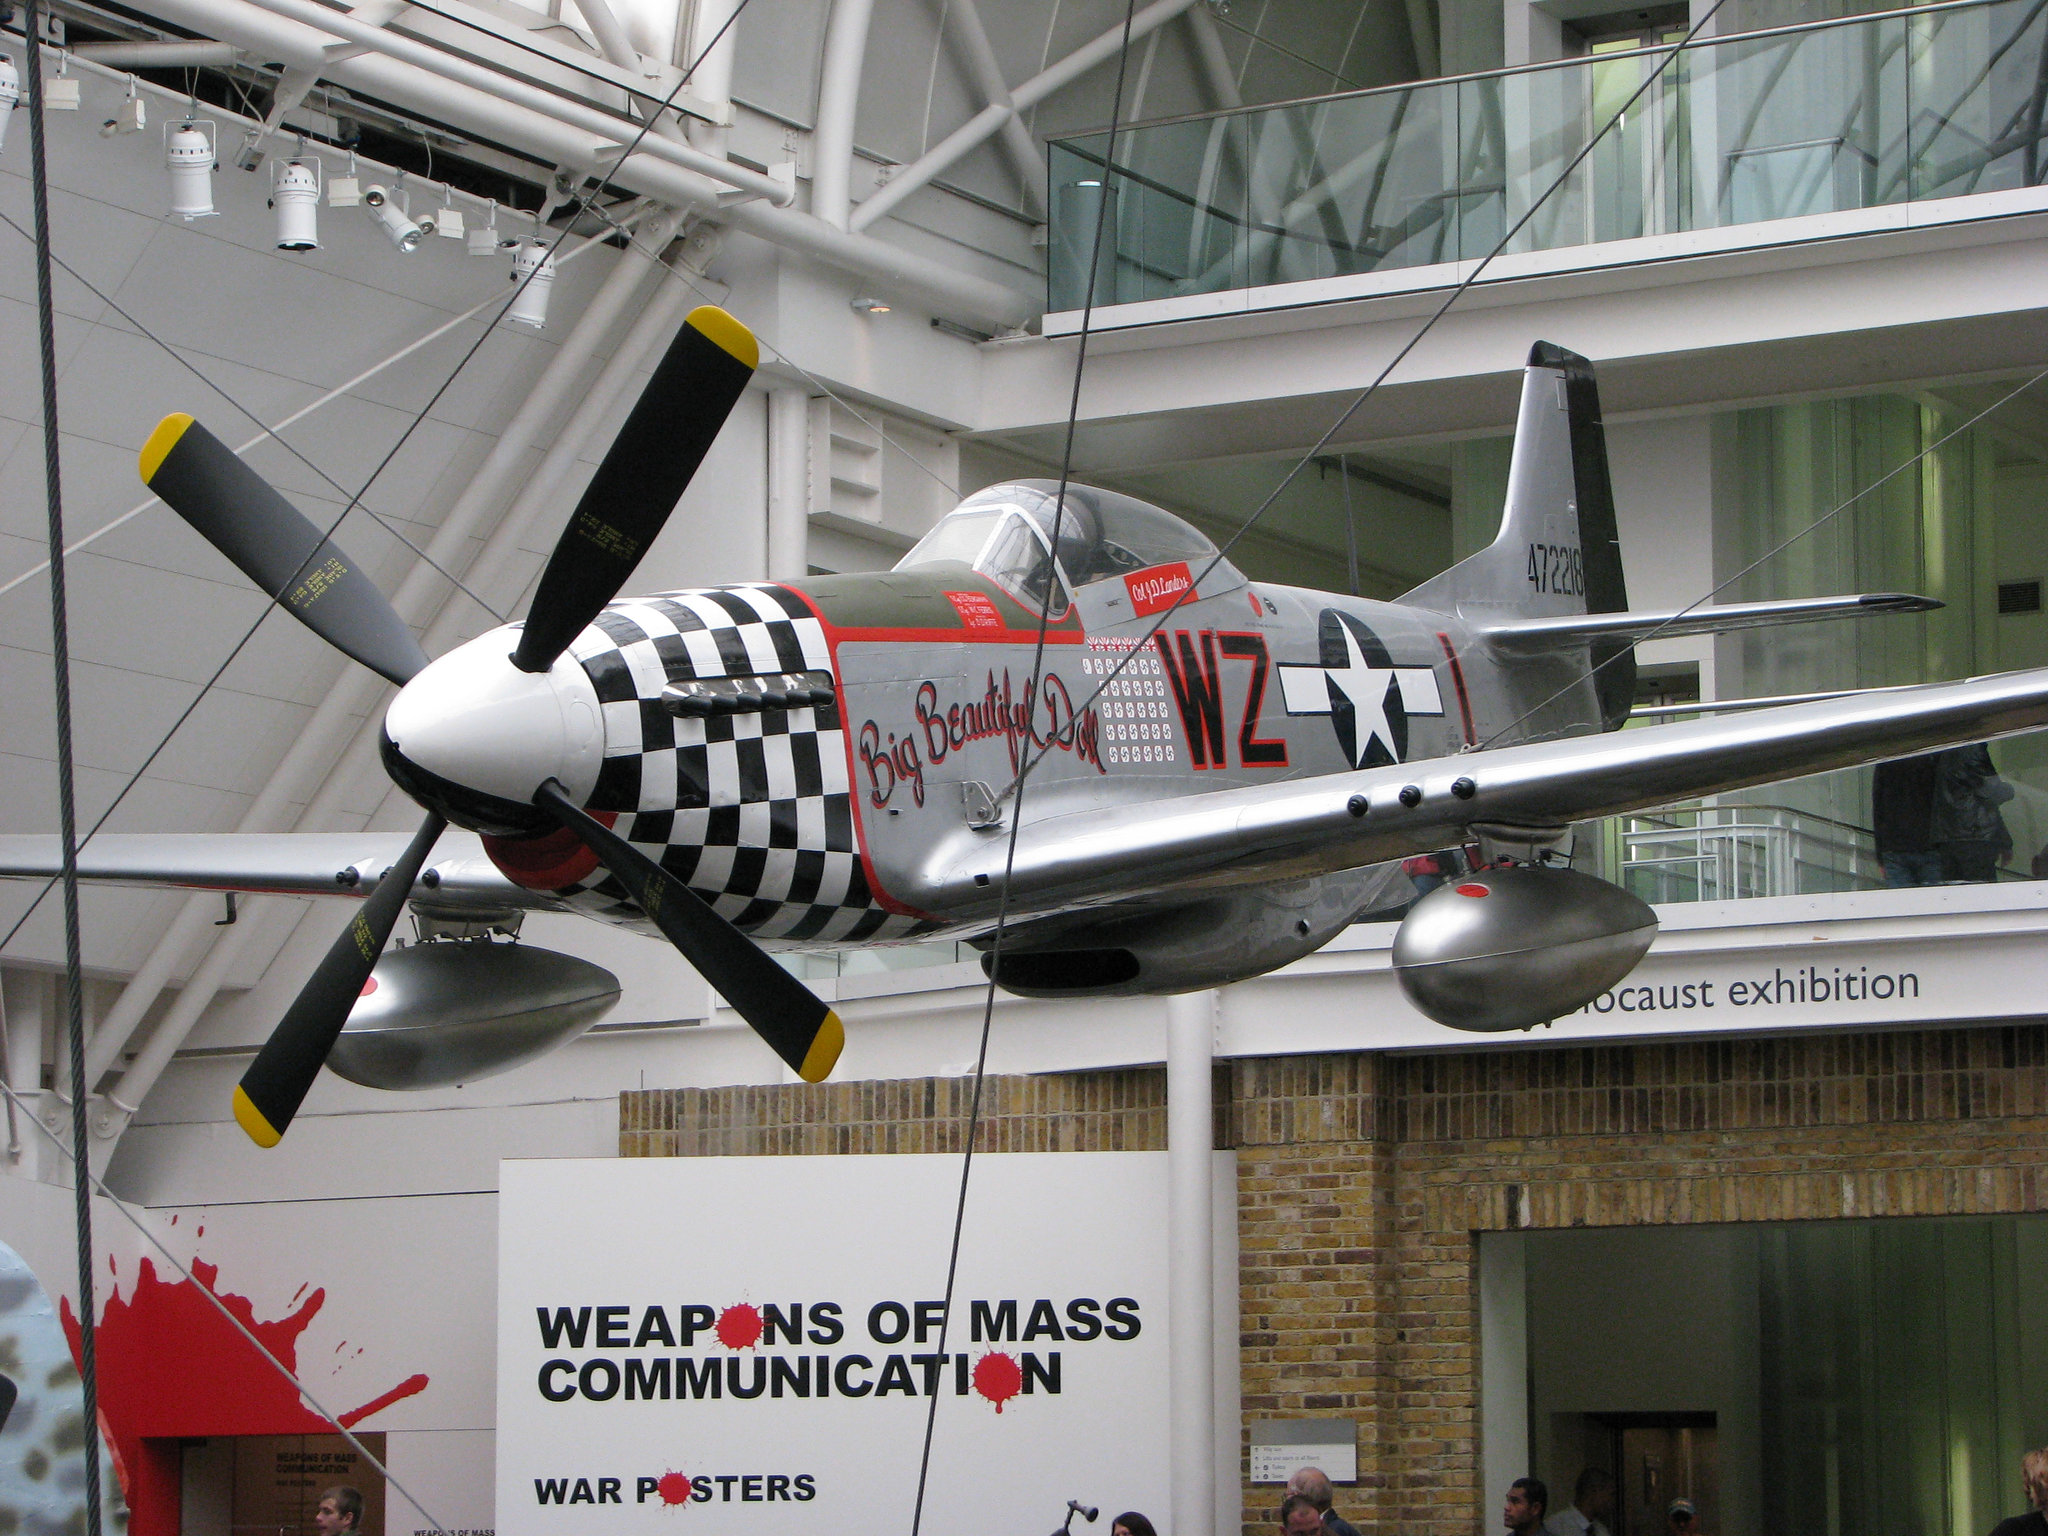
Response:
[1401, 341, 1635, 729]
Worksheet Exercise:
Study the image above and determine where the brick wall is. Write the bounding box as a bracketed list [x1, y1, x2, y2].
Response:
[620, 1024, 2048, 1536]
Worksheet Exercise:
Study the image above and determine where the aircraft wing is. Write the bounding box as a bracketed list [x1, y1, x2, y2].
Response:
[924, 665, 2048, 914]
[0, 829, 551, 909]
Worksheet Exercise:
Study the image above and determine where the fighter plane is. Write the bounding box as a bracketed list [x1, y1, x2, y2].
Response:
[7, 308, 2047, 1149]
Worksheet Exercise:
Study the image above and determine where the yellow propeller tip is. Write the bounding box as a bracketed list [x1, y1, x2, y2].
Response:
[685, 305, 759, 372]
[231, 1085, 283, 1148]
[139, 413, 196, 486]
[798, 1011, 844, 1083]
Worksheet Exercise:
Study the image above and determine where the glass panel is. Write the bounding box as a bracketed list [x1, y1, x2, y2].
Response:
[976, 511, 1070, 615]
[1047, 0, 2034, 313]
[895, 508, 1004, 572]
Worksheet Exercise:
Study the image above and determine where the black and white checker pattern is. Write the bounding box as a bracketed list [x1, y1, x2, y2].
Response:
[555, 585, 938, 944]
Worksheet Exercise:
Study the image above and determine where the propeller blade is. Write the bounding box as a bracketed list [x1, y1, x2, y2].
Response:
[511, 306, 759, 674]
[139, 414, 430, 687]
[232, 810, 447, 1147]
[532, 781, 843, 1082]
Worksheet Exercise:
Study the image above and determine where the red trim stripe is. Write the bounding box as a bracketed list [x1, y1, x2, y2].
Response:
[1436, 631, 1476, 746]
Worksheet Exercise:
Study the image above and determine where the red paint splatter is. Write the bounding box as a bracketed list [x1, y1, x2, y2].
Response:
[656, 1471, 693, 1507]
[715, 1304, 762, 1349]
[972, 1351, 1022, 1412]
[60, 1255, 430, 1512]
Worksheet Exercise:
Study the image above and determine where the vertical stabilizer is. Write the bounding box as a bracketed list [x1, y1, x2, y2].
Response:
[1401, 342, 1635, 729]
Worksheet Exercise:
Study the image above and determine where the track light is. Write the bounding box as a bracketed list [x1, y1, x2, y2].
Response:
[467, 200, 503, 256]
[505, 238, 557, 329]
[165, 119, 217, 221]
[328, 150, 360, 207]
[362, 183, 424, 252]
[430, 183, 463, 240]
[233, 125, 265, 172]
[850, 295, 890, 314]
[0, 55, 17, 156]
[98, 77, 143, 138]
[44, 53, 78, 112]
[271, 150, 321, 250]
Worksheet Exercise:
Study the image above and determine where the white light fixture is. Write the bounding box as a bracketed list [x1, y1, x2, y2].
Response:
[431, 183, 464, 240]
[328, 151, 361, 207]
[165, 119, 217, 220]
[850, 296, 890, 314]
[467, 200, 502, 256]
[44, 53, 78, 112]
[0, 55, 19, 156]
[505, 237, 556, 329]
[232, 125, 264, 172]
[271, 150, 320, 250]
[362, 183, 424, 252]
[99, 77, 144, 137]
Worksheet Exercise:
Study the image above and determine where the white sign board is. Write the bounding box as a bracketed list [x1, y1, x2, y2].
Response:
[497, 1154, 1171, 1536]
[1248, 1420, 1356, 1484]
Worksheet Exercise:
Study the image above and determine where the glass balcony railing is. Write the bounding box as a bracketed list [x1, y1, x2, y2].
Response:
[1047, 0, 2048, 311]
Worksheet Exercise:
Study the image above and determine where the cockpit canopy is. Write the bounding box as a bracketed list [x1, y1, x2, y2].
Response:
[895, 481, 1242, 615]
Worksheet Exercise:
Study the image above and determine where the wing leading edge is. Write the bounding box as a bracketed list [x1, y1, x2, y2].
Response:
[920, 666, 2048, 915]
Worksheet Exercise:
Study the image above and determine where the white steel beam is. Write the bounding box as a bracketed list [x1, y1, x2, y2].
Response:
[926, 0, 1045, 219]
[811, 0, 878, 229]
[1167, 988, 1217, 1536]
[848, 0, 1202, 233]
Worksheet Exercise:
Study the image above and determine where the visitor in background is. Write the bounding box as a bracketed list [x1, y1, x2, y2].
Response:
[1545, 1467, 1616, 1536]
[1286, 1466, 1362, 1536]
[313, 1488, 362, 1536]
[1987, 1446, 2048, 1536]
[1666, 1498, 1699, 1535]
[1503, 1478, 1549, 1534]
[1111, 1513, 1157, 1536]
[1873, 752, 1943, 886]
[1932, 743, 2015, 883]
[1279, 1494, 1325, 1536]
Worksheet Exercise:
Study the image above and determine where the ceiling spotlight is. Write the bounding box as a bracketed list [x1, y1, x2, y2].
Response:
[233, 125, 265, 172]
[362, 183, 424, 252]
[99, 77, 144, 138]
[430, 184, 464, 241]
[505, 238, 557, 329]
[467, 200, 503, 256]
[271, 152, 321, 251]
[43, 54, 79, 112]
[328, 151, 361, 208]
[0, 55, 18, 156]
[850, 296, 890, 315]
[165, 119, 218, 221]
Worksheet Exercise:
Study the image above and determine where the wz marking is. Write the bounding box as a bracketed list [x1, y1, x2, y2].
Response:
[1527, 541, 1584, 596]
[1154, 631, 1288, 770]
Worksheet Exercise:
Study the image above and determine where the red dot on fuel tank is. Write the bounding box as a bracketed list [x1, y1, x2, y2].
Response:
[715, 1303, 763, 1349]
[656, 1471, 692, 1506]
[359, 976, 378, 997]
[1455, 883, 1491, 898]
[973, 1350, 1023, 1412]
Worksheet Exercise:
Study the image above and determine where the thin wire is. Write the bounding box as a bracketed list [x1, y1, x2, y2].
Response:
[0, 1078, 451, 1535]
[1474, 368, 2048, 748]
[904, 1, 1141, 1532]
[993, 0, 1738, 800]
[20, 6, 103, 1535]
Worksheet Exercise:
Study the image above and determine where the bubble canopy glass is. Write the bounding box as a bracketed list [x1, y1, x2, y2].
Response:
[896, 481, 1243, 613]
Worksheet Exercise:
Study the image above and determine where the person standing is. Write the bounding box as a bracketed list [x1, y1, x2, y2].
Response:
[1280, 1494, 1327, 1536]
[1988, 1447, 2048, 1536]
[1286, 1466, 1362, 1536]
[1545, 1468, 1617, 1536]
[1504, 1478, 1549, 1534]
[1873, 752, 1943, 887]
[1931, 743, 2014, 883]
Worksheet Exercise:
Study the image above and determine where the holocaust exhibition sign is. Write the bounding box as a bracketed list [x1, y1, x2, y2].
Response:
[497, 1152, 1171, 1535]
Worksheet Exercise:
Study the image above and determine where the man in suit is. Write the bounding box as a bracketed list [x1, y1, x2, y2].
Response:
[1988, 1448, 2048, 1536]
[1286, 1467, 1361, 1536]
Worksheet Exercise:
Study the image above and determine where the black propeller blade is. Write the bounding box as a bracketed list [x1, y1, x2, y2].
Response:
[139, 414, 431, 687]
[232, 811, 447, 1147]
[511, 306, 759, 674]
[532, 781, 844, 1082]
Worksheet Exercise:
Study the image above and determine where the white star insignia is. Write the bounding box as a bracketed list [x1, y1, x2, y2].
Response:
[1277, 621, 1444, 768]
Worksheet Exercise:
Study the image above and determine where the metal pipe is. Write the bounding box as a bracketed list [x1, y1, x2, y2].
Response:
[812, 0, 878, 228]
[927, 0, 1045, 217]
[1167, 988, 1217, 1536]
[100, 916, 258, 1120]
[82, 229, 664, 1092]
[226, 0, 791, 202]
[72, 39, 240, 64]
[566, 0, 644, 82]
[682, 0, 738, 153]
[766, 386, 811, 580]
[849, 0, 1202, 232]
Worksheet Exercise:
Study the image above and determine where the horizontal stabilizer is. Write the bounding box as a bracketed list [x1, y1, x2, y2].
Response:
[1480, 592, 1939, 653]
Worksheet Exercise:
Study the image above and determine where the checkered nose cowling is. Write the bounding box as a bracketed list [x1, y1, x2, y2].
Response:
[552, 584, 938, 945]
